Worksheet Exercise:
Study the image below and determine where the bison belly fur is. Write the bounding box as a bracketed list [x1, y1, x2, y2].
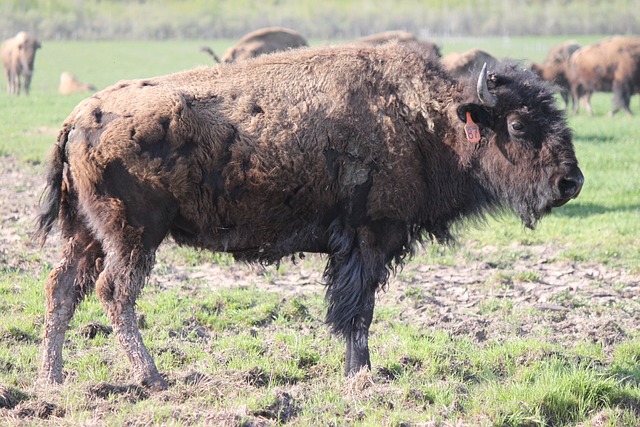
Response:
[35, 42, 583, 389]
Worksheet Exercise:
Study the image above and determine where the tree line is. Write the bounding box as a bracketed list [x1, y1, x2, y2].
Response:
[1, 0, 638, 41]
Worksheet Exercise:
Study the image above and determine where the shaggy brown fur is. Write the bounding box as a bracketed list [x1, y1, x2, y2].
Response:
[36, 42, 583, 390]
[58, 71, 96, 95]
[441, 48, 498, 78]
[531, 41, 581, 109]
[568, 36, 640, 116]
[1, 31, 41, 95]
[220, 27, 308, 63]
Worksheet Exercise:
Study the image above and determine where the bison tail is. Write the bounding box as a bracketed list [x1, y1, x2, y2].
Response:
[34, 125, 71, 247]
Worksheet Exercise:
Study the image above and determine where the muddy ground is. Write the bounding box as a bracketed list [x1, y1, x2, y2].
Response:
[1, 154, 639, 425]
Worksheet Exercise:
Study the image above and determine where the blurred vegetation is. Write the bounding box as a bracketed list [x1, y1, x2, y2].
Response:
[1, 0, 639, 41]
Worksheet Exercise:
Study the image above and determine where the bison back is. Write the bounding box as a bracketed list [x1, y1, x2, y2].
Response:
[59, 44, 448, 262]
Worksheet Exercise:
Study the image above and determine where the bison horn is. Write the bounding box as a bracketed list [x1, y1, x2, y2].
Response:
[476, 63, 497, 107]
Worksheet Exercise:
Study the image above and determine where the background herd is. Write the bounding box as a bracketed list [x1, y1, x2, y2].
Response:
[3, 27, 640, 118]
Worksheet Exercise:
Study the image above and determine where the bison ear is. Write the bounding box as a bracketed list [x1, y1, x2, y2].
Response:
[456, 103, 493, 127]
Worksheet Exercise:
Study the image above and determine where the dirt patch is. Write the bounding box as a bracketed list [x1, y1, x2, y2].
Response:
[0, 384, 28, 410]
[88, 382, 150, 404]
[12, 400, 64, 420]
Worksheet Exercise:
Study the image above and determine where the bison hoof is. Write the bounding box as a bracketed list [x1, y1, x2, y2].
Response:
[35, 374, 63, 389]
[141, 374, 169, 391]
[36, 367, 65, 387]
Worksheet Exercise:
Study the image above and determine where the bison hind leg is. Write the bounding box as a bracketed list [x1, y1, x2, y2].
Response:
[92, 215, 171, 390]
[95, 248, 167, 390]
[39, 228, 103, 386]
[77, 161, 177, 389]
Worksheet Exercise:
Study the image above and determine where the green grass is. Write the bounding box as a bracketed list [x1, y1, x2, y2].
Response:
[1, 37, 639, 426]
[3, 274, 640, 425]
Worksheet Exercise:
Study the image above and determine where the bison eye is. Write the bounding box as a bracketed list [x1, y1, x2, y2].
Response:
[509, 120, 525, 133]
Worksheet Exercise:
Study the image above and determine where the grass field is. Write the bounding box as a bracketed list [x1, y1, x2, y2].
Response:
[0, 36, 639, 426]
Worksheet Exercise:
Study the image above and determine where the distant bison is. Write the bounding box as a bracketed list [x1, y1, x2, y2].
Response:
[531, 41, 581, 109]
[212, 27, 308, 64]
[36, 43, 583, 390]
[356, 30, 417, 45]
[568, 36, 640, 116]
[58, 71, 96, 95]
[441, 48, 499, 79]
[1, 31, 41, 95]
[355, 30, 441, 58]
[201, 27, 308, 64]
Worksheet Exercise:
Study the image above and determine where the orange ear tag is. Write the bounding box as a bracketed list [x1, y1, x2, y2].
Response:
[464, 111, 481, 143]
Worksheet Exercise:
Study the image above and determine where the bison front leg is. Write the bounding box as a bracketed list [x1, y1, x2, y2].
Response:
[611, 81, 633, 117]
[96, 249, 167, 391]
[23, 72, 32, 96]
[7, 71, 18, 95]
[39, 233, 102, 386]
[324, 223, 389, 376]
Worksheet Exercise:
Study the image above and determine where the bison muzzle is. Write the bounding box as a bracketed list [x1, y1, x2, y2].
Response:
[35, 43, 583, 390]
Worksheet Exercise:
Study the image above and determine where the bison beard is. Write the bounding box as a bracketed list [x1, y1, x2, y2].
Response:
[35, 43, 583, 390]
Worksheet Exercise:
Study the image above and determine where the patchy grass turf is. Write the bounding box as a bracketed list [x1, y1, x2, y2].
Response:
[1, 266, 640, 425]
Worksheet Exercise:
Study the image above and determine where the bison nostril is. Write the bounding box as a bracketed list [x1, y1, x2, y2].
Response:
[558, 171, 584, 199]
[559, 178, 577, 198]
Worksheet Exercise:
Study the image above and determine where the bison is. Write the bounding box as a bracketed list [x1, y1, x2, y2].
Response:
[356, 30, 417, 45]
[568, 36, 640, 116]
[441, 48, 499, 79]
[218, 27, 308, 64]
[355, 30, 441, 59]
[1, 31, 41, 95]
[531, 41, 581, 109]
[58, 71, 96, 95]
[35, 42, 583, 390]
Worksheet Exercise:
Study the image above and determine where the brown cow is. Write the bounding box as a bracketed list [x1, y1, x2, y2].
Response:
[568, 36, 640, 116]
[531, 41, 581, 109]
[58, 72, 96, 95]
[355, 30, 441, 58]
[1, 31, 41, 95]
[219, 27, 308, 63]
[441, 48, 498, 78]
[36, 43, 582, 390]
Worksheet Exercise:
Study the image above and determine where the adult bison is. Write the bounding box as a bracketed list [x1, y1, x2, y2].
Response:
[441, 48, 498, 79]
[531, 41, 581, 109]
[357, 30, 416, 44]
[58, 71, 96, 95]
[218, 27, 308, 63]
[1, 31, 41, 95]
[35, 42, 583, 390]
[568, 36, 640, 116]
[355, 30, 441, 58]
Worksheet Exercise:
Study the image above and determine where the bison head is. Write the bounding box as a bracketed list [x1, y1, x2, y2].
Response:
[455, 63, 583, 228]
[16, 31, 40, 75]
